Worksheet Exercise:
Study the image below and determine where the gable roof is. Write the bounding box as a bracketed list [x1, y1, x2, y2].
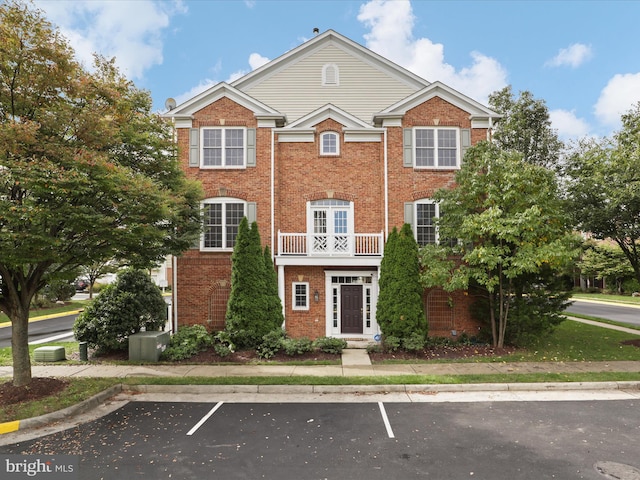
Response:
[285, 103, 372, 129]
[374, 81, 502, 125]
[162, 82, 285, 123]
[231, 29, 429, 93]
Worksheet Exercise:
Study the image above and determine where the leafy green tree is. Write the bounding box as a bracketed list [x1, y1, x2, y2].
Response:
[376, 224, 427, 339]
[0, 1, 202, 386]
[564, 102, 640, 285]
[420, 142, 579, 347]
[489, 86, 564, 169]
[73, 269, 167, 352]
[579, 242, 635, 294]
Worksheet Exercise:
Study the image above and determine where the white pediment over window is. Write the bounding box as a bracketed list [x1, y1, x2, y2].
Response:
[277, 104, 383, 143]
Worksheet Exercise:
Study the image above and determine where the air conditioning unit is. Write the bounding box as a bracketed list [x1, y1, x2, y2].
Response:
[128, 331, 170, 362]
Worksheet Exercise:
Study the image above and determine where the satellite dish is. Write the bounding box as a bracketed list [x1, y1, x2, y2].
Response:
[165, 98, 177, 111]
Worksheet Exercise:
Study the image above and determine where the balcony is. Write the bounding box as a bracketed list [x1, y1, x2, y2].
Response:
[278, 231, 384, 257]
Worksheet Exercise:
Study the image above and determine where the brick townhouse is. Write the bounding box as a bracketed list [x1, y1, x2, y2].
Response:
[163, 30, 501, 341]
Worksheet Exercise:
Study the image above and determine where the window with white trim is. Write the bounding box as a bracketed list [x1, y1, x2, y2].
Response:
[415, 128, 459, 168]
[201, 198, 245, 250]
[416, 201, 439, 246]
[320, 131, 339, 156]
[292, 282, 309, 310]
[415, 200, 457, 247]
[202, 127, 246, 168]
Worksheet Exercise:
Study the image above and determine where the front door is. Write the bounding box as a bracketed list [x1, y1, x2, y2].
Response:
[341, 285, 363, 334]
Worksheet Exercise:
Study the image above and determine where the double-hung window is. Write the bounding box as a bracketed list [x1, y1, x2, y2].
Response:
[202, 127, 246, 167]
[414, 200, 457, 247]
[292, 282, 309, 310]
[201, 198, 245, 250]
[416, 201, 439, 246]
[415, 128, 459, 168]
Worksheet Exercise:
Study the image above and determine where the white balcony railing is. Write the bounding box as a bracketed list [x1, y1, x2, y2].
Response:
[278, 231, 384, 256]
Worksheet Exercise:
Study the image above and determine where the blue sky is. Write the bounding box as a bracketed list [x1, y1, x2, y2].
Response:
[35, 0, 640, 142]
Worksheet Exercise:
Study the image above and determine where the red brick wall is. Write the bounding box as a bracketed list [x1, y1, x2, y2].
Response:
[175, 94, 487, 339]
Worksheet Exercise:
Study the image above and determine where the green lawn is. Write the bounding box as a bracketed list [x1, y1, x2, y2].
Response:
[571, 292, 640, 305]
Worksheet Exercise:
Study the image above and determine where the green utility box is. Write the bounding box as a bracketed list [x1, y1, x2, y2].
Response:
[34, 346, 66, 362]
[128, 331, 170, 362]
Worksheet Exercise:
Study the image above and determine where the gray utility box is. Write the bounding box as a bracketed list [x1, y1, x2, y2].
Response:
[128, 331, 170, 362]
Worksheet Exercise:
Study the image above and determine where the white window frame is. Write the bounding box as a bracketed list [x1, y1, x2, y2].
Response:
[200, 197, 246, 251]
[320, 131, 340, 156]
[292, 282, 309, 310]
[415, 200, 440, 247]
[201, 127, 247, 169]
[414, 127, 460, 169]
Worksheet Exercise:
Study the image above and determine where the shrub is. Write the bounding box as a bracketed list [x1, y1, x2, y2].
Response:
[281, 337, 313, 356]
[382, 335, 401, 352]
[162, 325, 213, 361]
[213, 331, 236, 357]
[366, 343, 383, 354]
[402, 332, 426, 352]
[73, 269, 167, 352]
[42, 279, 76, 302]
[313, 337, 347, 354]
[256, 329, 285, 359]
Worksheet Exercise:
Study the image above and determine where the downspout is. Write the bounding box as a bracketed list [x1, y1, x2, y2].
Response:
[172, 255, 178, 334]
[272, 127, 286, 324]
[384, 128, 389, 239]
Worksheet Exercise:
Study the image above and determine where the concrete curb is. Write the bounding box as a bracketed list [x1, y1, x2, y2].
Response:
[3, 381, 639, 436]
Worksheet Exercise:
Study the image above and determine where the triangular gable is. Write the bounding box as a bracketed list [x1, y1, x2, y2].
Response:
[231, 30, 429, 93]
[285, 104, 372, 130]
[163, 82, 285, 122]
[375, 81, 501, 124]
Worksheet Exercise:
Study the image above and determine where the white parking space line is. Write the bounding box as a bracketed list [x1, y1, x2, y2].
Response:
[378, 402, 395, 439]
[187, 401, 224, 436]
[29, 332, 75, 345]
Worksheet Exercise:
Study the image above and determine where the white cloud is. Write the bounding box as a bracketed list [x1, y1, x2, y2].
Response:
[227, 53, 271, 83]
[546, 43, 592, 68]
[35, 0, 186, 80]
[594, 73, 640, 127]
[549, 109, 591, 140]
[357, 0, 508, 103]
[173, 79, 217, 108]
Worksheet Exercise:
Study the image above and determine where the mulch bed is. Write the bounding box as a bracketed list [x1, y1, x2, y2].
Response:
[0, 377, 69, 406]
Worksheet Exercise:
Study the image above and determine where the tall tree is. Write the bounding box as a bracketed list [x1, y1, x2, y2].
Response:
[225, 219, 280, 349]
[564, 102, 640, 285]
[0, 1, 202, 386]
[489, 86, 564, 169]
[376, 224, 427, 339]
[420, 142, 578, 347]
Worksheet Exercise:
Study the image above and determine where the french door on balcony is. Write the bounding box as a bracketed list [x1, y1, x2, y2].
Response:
[309, 199, 353, 255]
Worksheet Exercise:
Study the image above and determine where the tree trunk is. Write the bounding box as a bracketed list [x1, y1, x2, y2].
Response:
[11, 306, 32, 387]
[488, 293, 498, 347]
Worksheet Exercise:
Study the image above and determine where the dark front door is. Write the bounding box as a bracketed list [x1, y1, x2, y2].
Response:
[341, 285, 363, 334]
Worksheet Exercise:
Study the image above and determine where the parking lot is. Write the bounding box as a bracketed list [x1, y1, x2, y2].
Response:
[2, 399, 639, 479]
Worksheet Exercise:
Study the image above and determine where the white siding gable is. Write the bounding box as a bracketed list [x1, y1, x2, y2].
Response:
[241, 44, 418, 125]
